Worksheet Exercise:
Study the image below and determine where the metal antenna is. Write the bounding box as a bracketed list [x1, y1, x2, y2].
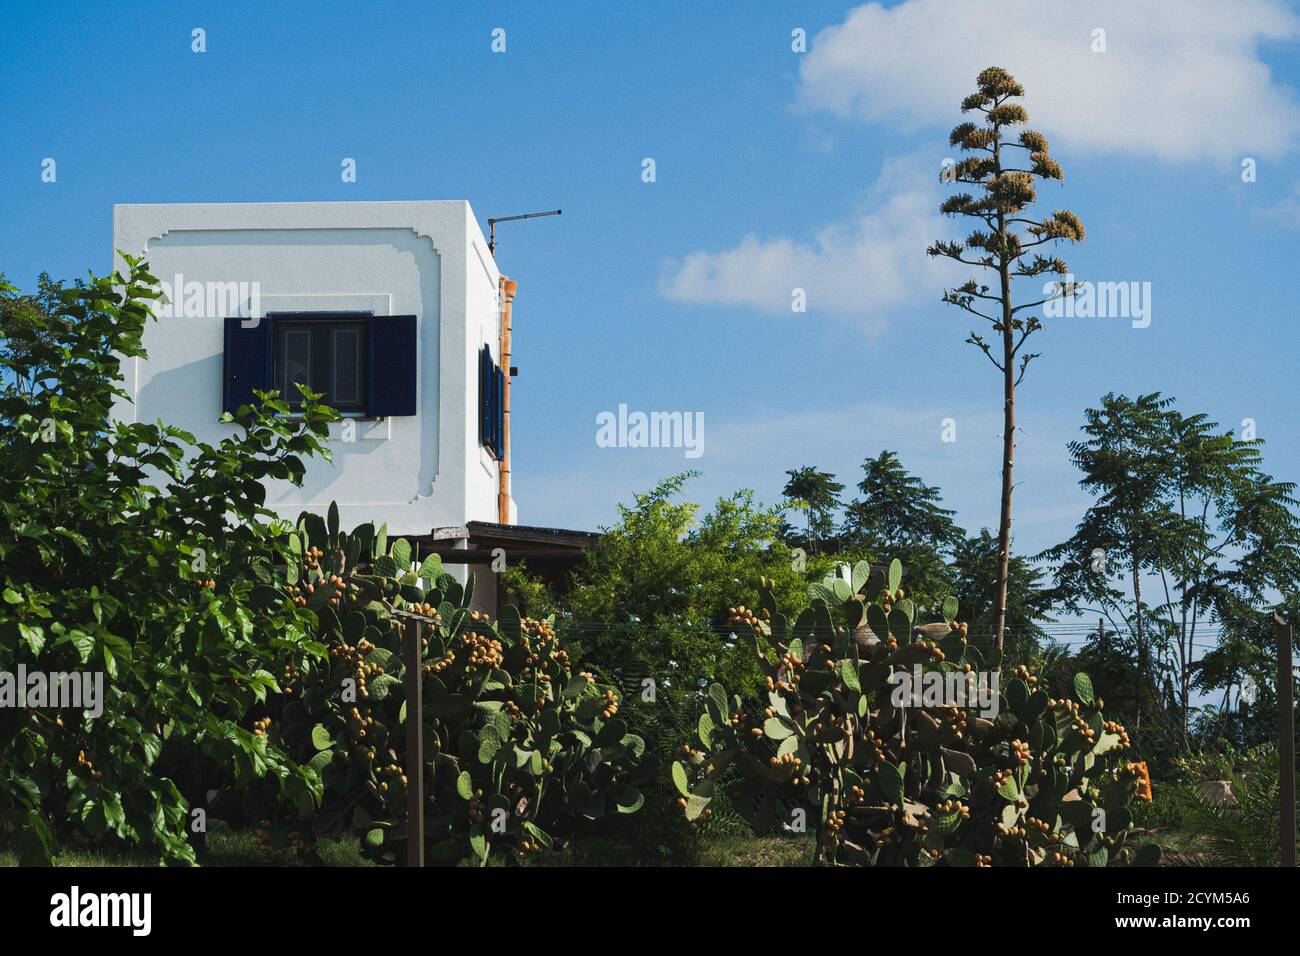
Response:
[488, 209, 561, 255]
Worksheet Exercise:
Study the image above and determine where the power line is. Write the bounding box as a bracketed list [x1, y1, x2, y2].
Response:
[547, 619, 1237, 649]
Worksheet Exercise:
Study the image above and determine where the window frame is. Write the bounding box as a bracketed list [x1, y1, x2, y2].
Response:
[270, 312, 370, 416]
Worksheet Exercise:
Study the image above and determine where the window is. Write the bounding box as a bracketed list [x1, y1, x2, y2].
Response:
[273, 317, 368, 413]
[479, 344, 504, 458]
[222, 313, 417, 419]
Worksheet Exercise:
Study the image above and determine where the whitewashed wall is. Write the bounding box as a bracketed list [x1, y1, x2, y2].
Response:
[111, 201, 510, 538]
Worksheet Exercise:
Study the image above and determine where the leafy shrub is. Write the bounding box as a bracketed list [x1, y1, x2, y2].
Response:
[241, 512, 651, 865]
[559, 475, 822, 695]
[0, 259, 336, 864]
[1161, 745, 1292, 866]
[1175, 741, 1267, 783]
[1129, 782, 1183, 831]
[506, 474, 841, 864]
[673, 559, 1161, 866]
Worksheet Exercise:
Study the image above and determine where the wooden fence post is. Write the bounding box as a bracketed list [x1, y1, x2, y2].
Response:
[402, 614, 425, 867]
[1276, 612, 1295, 867]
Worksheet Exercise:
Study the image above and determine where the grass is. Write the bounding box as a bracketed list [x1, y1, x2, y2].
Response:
[4, 830, 1222, 866]
[0, 822, 811, 867]
[697, 833, 815, 867]
[0, 824, 375, 868]
[528, 832, 815, 867]
[6, 819, 1212, 868]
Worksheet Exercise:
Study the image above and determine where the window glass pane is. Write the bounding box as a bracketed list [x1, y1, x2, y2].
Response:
[281, 328, 312, 402]
[332, 328, 361, 405]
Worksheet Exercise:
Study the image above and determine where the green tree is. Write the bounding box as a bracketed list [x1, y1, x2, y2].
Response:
[949, 529, 1055, 660]
[561, 473, 820, 695]
[1041, 393, 1300, 737]
[518, 473, 836, 861]
[1189, 599, 1297, 753]
[842, 450, 963, 552]
[0, 260, 338, 864]
[840, 450, 964, 608]
[0, 273, 67, 404]
[1040, 393, 1173, 702]
[781, 466, 843, 555]
[929, 66, 1085, 652]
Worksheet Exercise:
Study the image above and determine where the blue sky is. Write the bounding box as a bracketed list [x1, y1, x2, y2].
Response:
[3, 0, 1300, 572]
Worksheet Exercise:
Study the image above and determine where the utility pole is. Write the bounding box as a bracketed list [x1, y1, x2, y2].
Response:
[1276, 612, 1295, 867]
[400, 612, 425, 866]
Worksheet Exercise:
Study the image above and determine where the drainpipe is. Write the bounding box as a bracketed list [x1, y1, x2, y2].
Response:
[498, 277, 517, 525]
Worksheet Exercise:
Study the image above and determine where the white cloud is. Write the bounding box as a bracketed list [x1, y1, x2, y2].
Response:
[660, 156, 958, 332]
[661, 1, 1300, 330]
[798, 0, 1300, 164]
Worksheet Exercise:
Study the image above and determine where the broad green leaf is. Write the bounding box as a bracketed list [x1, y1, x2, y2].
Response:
[1074, 672, 1095, 707]
[671, 761, 691, 798]
[18, 623, 44, 655]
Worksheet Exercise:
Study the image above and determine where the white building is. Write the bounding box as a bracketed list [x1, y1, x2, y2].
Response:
[111, 201, 593, 610]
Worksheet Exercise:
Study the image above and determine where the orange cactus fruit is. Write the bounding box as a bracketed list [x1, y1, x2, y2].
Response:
[1134, 760, 1153, 802]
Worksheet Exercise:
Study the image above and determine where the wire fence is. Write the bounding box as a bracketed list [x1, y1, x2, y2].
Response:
[552, 617, 1293, 862]
[544, 618, 1233, 647]
[553, 618, 1253, 784]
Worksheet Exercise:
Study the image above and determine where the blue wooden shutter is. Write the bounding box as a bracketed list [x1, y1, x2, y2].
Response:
[367, 315, 417, 417]
[222, 316, 273, 414]
[476, 345, 505, 458]
[479, 346, 491, 448]
[494, 363, 505, 459]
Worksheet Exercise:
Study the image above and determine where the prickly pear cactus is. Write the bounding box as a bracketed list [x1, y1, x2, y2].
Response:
[675, 559, 1160, 867]
[247, 503, 651, 865]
